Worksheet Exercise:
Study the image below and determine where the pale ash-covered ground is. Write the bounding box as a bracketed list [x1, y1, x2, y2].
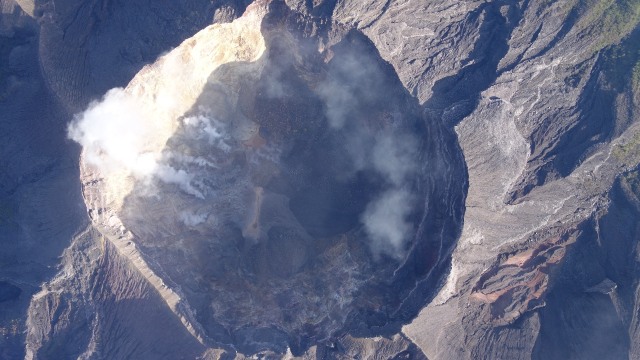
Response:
[1, 0, 639, 359]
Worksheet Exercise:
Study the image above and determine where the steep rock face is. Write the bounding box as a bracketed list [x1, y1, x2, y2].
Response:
[25, 227, 207, 359]
[0, 1, 87, 358]
[532, 167, 640, 360]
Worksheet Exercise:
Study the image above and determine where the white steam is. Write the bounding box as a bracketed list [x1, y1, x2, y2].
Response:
[362, 189, 414, 258]
[318, 82, 357, 129]
[67, 88, 209, 199]
[68, 88, 158, 177]
[179, 210, 209, 227]
[182, 113, 231, 152]
[371, 134, 417, 186]
[316, 50, 421, 258]
[361, 134, 418, 259]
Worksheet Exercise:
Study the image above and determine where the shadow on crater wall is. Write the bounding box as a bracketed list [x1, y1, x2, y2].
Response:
[118, 1, 468, 355]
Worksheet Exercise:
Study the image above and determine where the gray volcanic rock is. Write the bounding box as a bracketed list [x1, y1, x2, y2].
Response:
[1, 0, 638, 359]
[25, 227, 207, 359]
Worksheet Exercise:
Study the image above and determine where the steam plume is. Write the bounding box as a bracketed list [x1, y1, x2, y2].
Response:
[67, 88, 205, 198]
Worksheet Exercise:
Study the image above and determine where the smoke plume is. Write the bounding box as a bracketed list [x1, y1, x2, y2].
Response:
[67, 88, 207, 198]
[317, 45, 421, 259]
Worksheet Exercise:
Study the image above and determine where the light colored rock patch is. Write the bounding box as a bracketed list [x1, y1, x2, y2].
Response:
[77, 2, 267, 212]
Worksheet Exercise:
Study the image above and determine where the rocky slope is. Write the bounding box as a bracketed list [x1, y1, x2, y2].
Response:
[0, 0, 638, 358]
[0, 1, 87, 358]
